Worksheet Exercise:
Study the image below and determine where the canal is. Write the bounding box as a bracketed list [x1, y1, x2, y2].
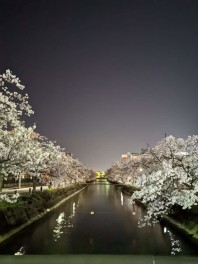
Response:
[0, 180, 198, 255]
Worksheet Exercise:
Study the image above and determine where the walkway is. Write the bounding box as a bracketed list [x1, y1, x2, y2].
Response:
[0, 185, 49, 194]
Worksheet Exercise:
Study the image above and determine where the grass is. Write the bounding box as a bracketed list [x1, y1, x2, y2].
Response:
[0, 183, 86, 211]
[0, 198, 26, 209]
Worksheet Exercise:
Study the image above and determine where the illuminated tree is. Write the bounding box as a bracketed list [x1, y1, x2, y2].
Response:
[0, 69, 33, 130]
[132, 135, 198, 226]
[0, 125, 36, 191]
[107, 135, 198, 226]
[106, 158, 141, 186]
[51, 155, 91, 187]
[0, 69, 34, 193]
[0, 69, 90, 202]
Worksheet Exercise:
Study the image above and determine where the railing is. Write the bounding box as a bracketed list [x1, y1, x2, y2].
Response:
[0, 255, 197, 264]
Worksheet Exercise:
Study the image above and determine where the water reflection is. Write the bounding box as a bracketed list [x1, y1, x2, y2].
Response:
[1, 181, 198, 255]
[121, 192, 123, 206]
[53, 202, 77, 242]
[116, 189, 187, 255]
[72, 202, 76, 217]
[14, 246, 25, 255]
[53, 212, 67, 241]
[164, 227, 182, 255]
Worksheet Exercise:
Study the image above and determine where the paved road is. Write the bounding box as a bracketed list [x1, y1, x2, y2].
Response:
[0, 185, 49, 194]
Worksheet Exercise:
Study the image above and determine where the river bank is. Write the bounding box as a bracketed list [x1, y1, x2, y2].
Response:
[0, 180, 197, 255]
[109, 181, 198, 243]
[0, 183, 87, 244]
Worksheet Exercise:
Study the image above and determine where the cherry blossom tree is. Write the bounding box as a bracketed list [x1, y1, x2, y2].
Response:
[106, 135, 198, 226]
[22, 135, 52, 191]
[51, 155, 91, 187]
[131, 135, 198, 226]
[0, 125, 36, 191]
[0, 192, 20, 204]
[0, 69, 34, 193]
[21, 134, 91, 190]
[0, 69, 90, 202]
[0, 69, 33, 130]
[106, 158, 141, 186]
[41, 146, 77, 187]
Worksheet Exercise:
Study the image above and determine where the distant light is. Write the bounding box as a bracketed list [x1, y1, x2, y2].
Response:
[164, 227, 167, 233]
[139, 168, 143, 172]
[90, 211, 95, 215]
[121, 154, 128, 160]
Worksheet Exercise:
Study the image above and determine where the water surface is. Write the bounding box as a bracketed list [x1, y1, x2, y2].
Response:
[0, 180, 197, 255]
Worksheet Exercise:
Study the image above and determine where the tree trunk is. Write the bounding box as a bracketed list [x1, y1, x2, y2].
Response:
[32, 176, 37, 192]
[0, 175, 3, 192]
[18, 174, 21, 189]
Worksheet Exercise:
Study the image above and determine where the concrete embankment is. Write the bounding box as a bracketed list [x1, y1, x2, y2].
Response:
[109, 180, 198, 242]
[162, 214, 198, 242]
[0, 184, 87, 244]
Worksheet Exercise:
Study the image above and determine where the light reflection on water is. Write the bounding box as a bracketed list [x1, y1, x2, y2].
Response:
[14, 246, 25, 255]
[164, 227, 182, 255]
[53, 201, 79, 242]
[121, 192, 123, 206]
[53, 212, 67, 242]
[1, 181, 198, 255]
[112, 188, 193, 255]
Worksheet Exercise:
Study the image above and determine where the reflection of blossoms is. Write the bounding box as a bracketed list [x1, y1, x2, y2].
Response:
[14, 246, 25, 255]
[0, 192, 20, 203]
[72, 202, 76, 217]
[164, 227, 182, 255]
[53, 212, 67, 242]
[53, 202, 77, 242]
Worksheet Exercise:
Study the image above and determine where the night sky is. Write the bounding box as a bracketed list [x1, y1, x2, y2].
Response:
[0, 0, 198, 170]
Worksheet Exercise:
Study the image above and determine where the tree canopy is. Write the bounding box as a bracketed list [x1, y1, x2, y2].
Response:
[0, 70, 92, 202]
